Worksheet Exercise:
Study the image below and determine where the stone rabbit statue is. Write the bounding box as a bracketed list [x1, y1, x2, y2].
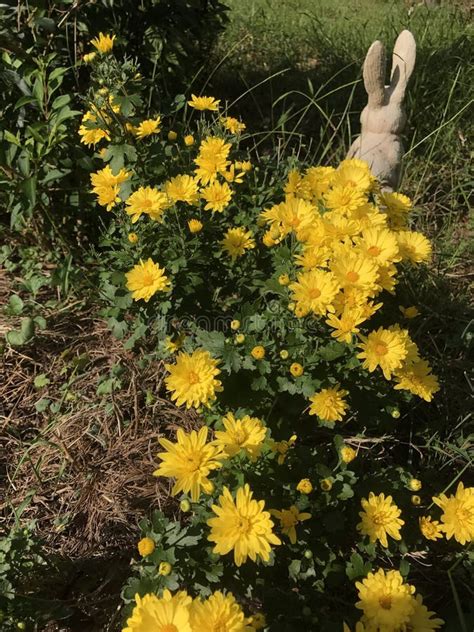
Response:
[347, 30, 416, 191]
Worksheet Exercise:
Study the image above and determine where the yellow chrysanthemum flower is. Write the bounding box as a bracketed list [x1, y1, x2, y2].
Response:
[303, 165, 335, 200]
[125, 186, 169, 223]
[335, 158, 374, 193]
[356, 227, 400, 265]
[90, 32, 115, 54]
[399, 305, 420, 319]
[202, 181, 233, 212]
[184, 134, 195, 146]
[407, 594, 444, 631]
[215, 412, 267, 461]
[270, 434, 297, 465]
[122, 590, 192, 632]
[165, 349, 222, 409]
[188, 94, 220, 111]
[158, 561, 172, 576]
[270, 506, 311, 544]
[357, 492, 404, 547]
[309, 386, 348, 422]
[419, 516, 444, 541]
[128, 232, 138, 244]
[194, 137, 231, 184]
[262, 197, 316, 241]
[396, 231, 432, 263]
[320, 478, 333, 491]
[153, 426, 225, 501]
[165, 174, 199, 205]
[221, 227, 255, 260]
[323, 214, 361, 240]
[83, 51, 96, 63]
[284, 170, 311, 200]
[251, 345, 265, 360]
[394, 359, 440, 401]
[340, 445, 356, 463]
[325, 307, 366, 344]
[78, 112, 110, 147]
[190, 591, 249, 632]
[222, 164, 246, 184]
[290, 362, 304, 377]
[432, 482, 474, 545]
[296, 479, 313, 494]
[137, 537, 155, 556]
[168, 130, 178, 141]
[207, 484, 281, 566]
[409, 479, 422, 491]
[125, 258, 171, 302]
[356, 569, 415, 632]
[134, 117, 161, 139]
[324, 184, 367, 214]
[221, 116, 246, 134]
[379, 191, 412, 229]
[289, 269, 340, 317]
[188, 218, 203, 233]
[294, 244, 331, 270]
[330, 251, 379, 296]
[357, 327, 408, 380]
[90, 165, 130, 210]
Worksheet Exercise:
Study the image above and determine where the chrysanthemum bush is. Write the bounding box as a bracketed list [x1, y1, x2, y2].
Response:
[79, 36, 473, 631]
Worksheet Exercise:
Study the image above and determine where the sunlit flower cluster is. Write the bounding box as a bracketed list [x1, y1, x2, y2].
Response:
[259, 159, 439, 418]
[123, 588, 255, 632]
[355, 569, 443, 632]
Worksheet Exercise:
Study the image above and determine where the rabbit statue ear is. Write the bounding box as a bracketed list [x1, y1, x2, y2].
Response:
[363, 40, 386, 108]
[389, 30, 416, 102]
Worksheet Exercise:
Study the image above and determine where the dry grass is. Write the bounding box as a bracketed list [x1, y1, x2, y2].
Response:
[0, 266, 204, 629]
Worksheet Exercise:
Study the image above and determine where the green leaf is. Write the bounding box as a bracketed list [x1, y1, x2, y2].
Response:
[346, 552, 371, 581]
[4, 131, 20, 146]
[52, 96, 71, 112]
[21, 176, 37, 208]
[14, 95, 38, 110]
[318, 341, 346, 361]
[6, 317, 35, 347]
[35, 398, 50, 413]
[7, 295, 24, 315]
[34, 374, 50, 389]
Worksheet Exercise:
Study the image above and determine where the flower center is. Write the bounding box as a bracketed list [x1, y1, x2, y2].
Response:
[142, 273, 156, 286]
[346, 271, 359, 283]
[281, 513, 298, 528]
[375, 343, 388, 356]
[187, 370, 200, 385]
[309, 288, 321, 299]
[186, 453, 203, 470]
[368, 245, 381, 256]
[237, 516, 251, 534]
[379, 594, 392, 610]
[372, 510, 390, 526]
[234, 428, 247, 445]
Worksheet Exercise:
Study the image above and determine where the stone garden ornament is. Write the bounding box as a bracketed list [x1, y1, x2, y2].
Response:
[347, 30, 416, 191]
